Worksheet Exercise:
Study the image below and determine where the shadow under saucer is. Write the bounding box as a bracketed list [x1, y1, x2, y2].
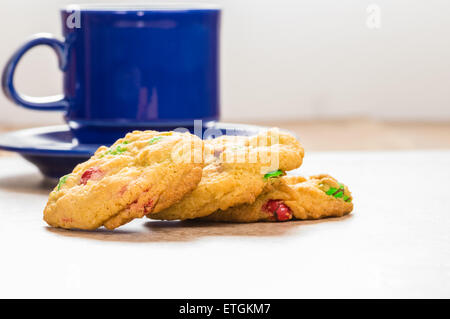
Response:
[0, 171, 54, 195]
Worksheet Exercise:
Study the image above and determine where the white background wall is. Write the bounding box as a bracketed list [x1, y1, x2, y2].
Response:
[0, 0, 449, 126]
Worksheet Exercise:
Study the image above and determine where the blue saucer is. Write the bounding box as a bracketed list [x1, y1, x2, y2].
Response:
[0, 123, 268, 179]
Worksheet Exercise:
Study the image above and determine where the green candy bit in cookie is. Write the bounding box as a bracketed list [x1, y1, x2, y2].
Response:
[101, 144, 128, 157]
[324, 184, 351, 201]
[334, 191, 344, 198]
[106, 145, 127, 156]
[148, 136, 163, 145]
[57, 174, 70, 191]
[113, 145, 127, 155]
[326, 187, 338, 195]
[264, 169, 284, 180]
[332, 186, 344, 197]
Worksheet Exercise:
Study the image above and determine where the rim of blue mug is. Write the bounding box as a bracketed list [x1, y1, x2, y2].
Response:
[61, 3, 221, 12]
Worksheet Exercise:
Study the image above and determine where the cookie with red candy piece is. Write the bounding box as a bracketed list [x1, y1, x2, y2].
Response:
[43, 130, 203, 230]
[149, 128, 304, 221]
[202, 174, 353, 222]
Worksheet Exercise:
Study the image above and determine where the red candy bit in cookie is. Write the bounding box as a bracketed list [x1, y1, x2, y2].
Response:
[125, 188, 155, 216]
[80, 167, 104, 185]
[263, 200, 281, 214]
[275, 203, 292, 221]
[262, 200, 292, 222]
[118, 185, 128, 196]
[143, 199, 154, 214]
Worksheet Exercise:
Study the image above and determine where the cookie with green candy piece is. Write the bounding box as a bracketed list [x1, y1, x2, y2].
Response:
[149, 128, 304, 221]
[43, 130, 204, 230]
[148, 136, 163, 145]
[56, 174, 70, 191]
[264, 169, 285, 180]
[202, 174, 353, 222]
[100, 142, 128, 157]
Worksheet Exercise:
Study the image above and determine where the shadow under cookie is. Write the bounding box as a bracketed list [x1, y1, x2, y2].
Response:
[45, 215, 352, 243]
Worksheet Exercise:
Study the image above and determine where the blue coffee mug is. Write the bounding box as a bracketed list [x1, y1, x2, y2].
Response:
[2, 4, 221, 143]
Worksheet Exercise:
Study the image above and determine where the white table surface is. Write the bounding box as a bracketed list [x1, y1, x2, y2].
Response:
[0, 151, 449, 298]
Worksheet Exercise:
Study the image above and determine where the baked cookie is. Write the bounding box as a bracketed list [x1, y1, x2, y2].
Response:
[149, 128, 304, 221]
[203, 174, 353, 222]
[43, 130, 203, 230]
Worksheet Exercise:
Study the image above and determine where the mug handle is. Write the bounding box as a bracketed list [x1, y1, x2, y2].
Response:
[1, 33, 68, 111]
